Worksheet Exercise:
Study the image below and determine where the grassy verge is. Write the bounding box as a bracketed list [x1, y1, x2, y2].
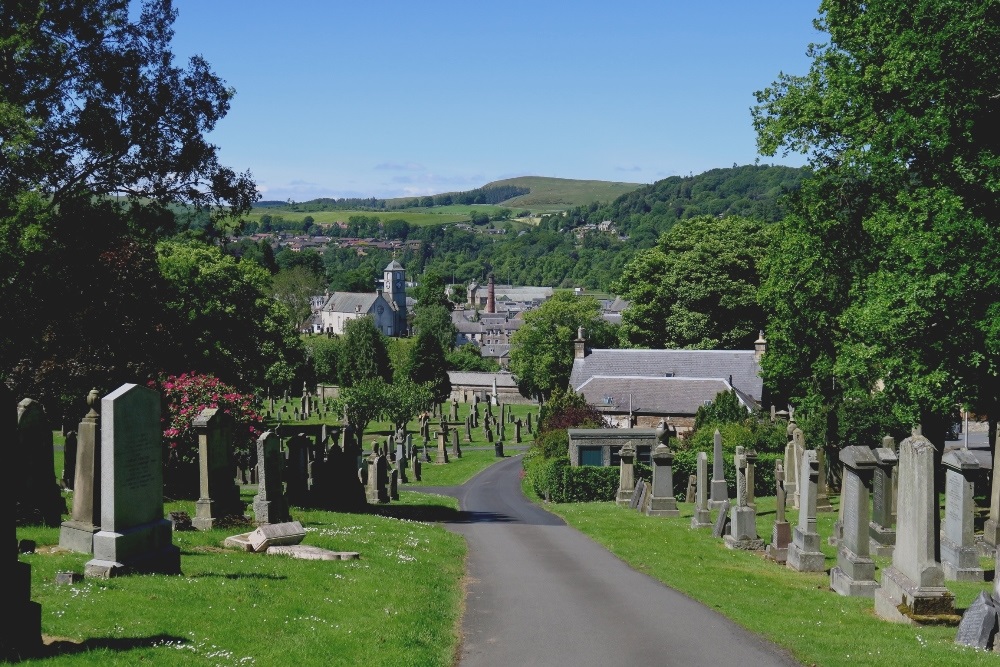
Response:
[16, 490, 465, 667]
[530, 488, 996, 667]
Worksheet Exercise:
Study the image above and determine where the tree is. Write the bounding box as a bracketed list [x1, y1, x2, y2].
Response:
[508, 292, 616, 401]
[336, 378, 388, 455]
[338, 316, 393, 388]
[383, 380, 434, 433]
[612, 215, 772, 350]
[271, 266, 325, 329]
[157, 240, 305, 391]
[412, 270, 453, 312]
[1, 0, 258, 226]
[303, 335, 343, 384]
[752, 0, 1000, 454]
[407, 331, 452, 405]
[446, 345, 500, 372]
[412, 304, 457, 355]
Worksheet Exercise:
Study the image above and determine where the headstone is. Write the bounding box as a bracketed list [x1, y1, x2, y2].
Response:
[436, 431, 449, 464]
[629, 479, 647, 510]
[60, 389, 103, 553]
[869, 436, 898, 557]
[745, 448, 757, 511]
[2, 385, 42, 661]
[685, 475, 697, 504]
[465, 417, 472, 443]
[766, 461, 791, 563]
[712, 499, 731, 539]
[786, 450, 826, 572]
[367, 449, 390, 504]
[874, 433, 956, 624]
[725, 446, 764, 550]
[830, 445, 880, 597]
[691, 452, 711, 528]
[249, 521, 306, 552]
[252, 430, 291, 525]
[616, 442, 637, 507]
[62, 429, 77, 490]
[389, 468, 399, 501]
[709, 429, 727, 510]
[527, 412, 533, 434]
[515, 419, 522, 444]
[495, 441, 504, 457]
[192, 408, 244, 530]
[451, 399, 458, 421]
[85, 384, 181, 578]
[984, 427, 1000, 547]
[451, 429, 461, 458]
[955, 590, 1000, 650]
[647, 443, 679, 517]
[940, 449, 984, 581]
[15, 398, 65, 526]
[790, 427, 806, 509]
[412, 457, 422, 481]
[815, 446, 834, 512]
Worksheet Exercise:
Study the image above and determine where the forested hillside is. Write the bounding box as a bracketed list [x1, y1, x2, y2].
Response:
[245, 164, 808, 293]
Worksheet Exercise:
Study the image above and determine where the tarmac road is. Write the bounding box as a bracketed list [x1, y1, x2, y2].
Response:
[421, 456, 802, 667]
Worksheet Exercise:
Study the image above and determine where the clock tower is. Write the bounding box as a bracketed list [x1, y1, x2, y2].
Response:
[383, 260, 407, 333]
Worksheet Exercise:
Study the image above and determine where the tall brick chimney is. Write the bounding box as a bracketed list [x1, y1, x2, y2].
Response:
[486, 273, 496, 314]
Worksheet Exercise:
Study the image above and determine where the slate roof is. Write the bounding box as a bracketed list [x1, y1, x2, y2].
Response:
[575, 376, 751, 416]
[569, 349, 763, 403]
[385, 260, 404, 271]
[479, 344, 510, 359]
[321, 292, 379, 314]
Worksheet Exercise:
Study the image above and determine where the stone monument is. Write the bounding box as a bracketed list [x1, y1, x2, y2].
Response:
[691, 451, 712, 528]
[252, 430, 291, 524]
[786, 449, 826, 572]
[59, 389, 103, 553]
[709, 429, 727, 510]
[830, 445, 880, 597]
[940, 449, 984, 581]
[85, 383, 181, 577]
[616, 441, 637, 507]
[765, 461, 791, 564]
[869, 436, 898, 557]
[725, 446, 764, 550]
[192, 408, 244, 530]
[647, 441, 679, 517]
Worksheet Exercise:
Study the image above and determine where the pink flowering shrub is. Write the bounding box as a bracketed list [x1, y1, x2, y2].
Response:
[151, 372, 265, 466]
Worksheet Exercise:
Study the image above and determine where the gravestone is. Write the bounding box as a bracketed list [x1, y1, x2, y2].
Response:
[62, 429, 77, 490]
[2, 385, 42, 661]
[783, 412, 798, 502]
[495, 440, 504, 457]
[465, 417, 472, 443]
[745, 448, 757, 511]
[436, 431, 449, 464]
[712, 499, 731, 538]
[192, 408, 244, 530]
[940, 449, 984, 581]
[709, 429, 727, 510]
[253, 430, 291, 524]
[60, 389, 103, 554]
[85, 384, 181, 578]
[367, 449, 389, 504]
[984, 429, 1000, 548]
[629, 479, 647, 510]
[691, 451, 712, 528]
[15, 398, 65, 526]
[412, 456, 422, 481]
[515, 419, 522, 444]
[874, 433, 956, 624]
[616, 442, 637, 507]
[830, 446, 880, 597]
[790, 427, 806, 510]
[955, 590, 999, 650]
[815, 447, 834, 512]
[451, 429, 461, 458]
[786, 450, 826, 572]
[869, 436, 898, 557]
[725, 446, 764, 550]
[647, 442, 679, 517]
[389, 468, 399, 501]
[451, 399, 459, 421]
[685, 475, 697, 504]
[527, 412, 532, 434]
[766, 461, 791, 563]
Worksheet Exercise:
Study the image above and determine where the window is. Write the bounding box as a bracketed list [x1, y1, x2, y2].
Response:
[579, 446, 603, 466]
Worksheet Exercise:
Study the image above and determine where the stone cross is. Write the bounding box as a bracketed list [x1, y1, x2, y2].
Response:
[791, 427, 806, 509]
[726, 446, 763, 550]
[734, 446, 747, 507]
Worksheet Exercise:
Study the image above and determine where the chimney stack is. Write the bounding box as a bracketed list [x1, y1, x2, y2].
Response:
[486, 273, 496, 314]
[574, 326, 588, 359]
[754, 330, 767, 362]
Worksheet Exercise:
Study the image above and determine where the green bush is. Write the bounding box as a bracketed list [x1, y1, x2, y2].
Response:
[682, 419, 785, 455]
[671, 450, 780, 499]
[523, 455, 653, 503]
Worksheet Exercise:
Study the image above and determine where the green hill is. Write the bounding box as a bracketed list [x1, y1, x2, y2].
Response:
[431, 176, 644, 210]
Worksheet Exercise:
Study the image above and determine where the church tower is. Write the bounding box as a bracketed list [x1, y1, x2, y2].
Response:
[383, 260, 407, 333]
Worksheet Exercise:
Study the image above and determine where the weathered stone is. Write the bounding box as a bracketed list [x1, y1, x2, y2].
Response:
[830, 446, 879, 597]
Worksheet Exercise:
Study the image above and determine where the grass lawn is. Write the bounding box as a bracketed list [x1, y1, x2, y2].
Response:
[531, 489, 998, 667]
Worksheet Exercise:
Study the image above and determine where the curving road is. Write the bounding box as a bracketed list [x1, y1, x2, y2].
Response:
[421, 455, 802, 667]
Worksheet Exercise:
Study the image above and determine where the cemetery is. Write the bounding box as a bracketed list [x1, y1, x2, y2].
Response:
[6, 378, 1000, 665]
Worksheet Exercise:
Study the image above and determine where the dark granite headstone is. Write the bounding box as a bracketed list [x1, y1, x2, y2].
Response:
[955, 591, 999, 649]
[713, 499, 731, 538]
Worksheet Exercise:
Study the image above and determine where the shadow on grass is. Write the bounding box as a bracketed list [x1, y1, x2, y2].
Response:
[369, 503, 518, 525]
[35, 633, 188, 660]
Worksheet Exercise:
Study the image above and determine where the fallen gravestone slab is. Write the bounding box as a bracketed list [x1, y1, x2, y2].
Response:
[266, 545, 360, 561]
[955, 590, 999, 650]
[249, 521, 306, 552]
[712, 499, 731, 539]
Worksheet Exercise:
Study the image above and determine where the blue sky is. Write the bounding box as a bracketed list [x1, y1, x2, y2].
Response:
[170, 2, 825, 202]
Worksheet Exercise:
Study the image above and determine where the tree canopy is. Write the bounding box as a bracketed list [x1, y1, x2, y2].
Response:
[752, 0, 1000, 449]
[613, 215, 772, 350]
[508, 292, 617, 401]
[338, 316, 393, 388]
